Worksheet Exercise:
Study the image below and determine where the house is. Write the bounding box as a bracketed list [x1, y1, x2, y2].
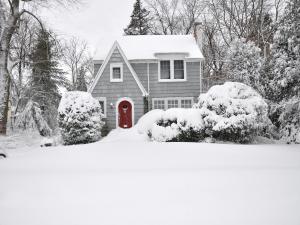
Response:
[88, 33, 204, 131]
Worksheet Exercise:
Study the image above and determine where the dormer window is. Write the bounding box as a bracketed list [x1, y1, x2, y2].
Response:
[159, 59, 186, 82]
[110, 63, 123, 82]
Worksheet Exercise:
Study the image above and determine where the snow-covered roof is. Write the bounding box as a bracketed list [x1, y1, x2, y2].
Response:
[94, 35, 204, 61]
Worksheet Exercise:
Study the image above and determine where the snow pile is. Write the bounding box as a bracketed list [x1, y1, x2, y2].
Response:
[58, 91, 104, 145]
[195, 82, 271, 143]
[139, 108, 204, 142]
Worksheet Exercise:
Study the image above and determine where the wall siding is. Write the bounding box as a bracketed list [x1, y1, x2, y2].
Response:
[91, 48, 144, 131]
[131, 61, 201, 108]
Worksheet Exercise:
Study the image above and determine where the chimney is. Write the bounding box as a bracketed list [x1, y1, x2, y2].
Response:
[193, 21, 204, 52]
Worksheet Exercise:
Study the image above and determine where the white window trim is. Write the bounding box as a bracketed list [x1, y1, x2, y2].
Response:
[152, 97, 194, 110]
[110, 63, 123, 82]
[158, 60, 187, 82]
[96, 97, 107, 118]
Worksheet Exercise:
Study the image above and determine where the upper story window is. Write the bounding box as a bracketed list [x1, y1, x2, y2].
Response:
[110, 63, 123, 82]
[159, 60, 186, 82]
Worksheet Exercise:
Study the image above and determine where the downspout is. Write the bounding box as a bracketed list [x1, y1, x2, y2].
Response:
[147, 62, 150, 112]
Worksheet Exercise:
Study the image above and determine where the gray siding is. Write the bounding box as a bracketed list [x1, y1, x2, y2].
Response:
[91, 48, 144, 130]
[94, 63, 102, 76]
[131, 63, 148, 90]
[131, 61, 201, 108]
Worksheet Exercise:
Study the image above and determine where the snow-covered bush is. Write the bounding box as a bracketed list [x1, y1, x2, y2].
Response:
[15, 100, 52, 136]
[136, 109, 164, 134]
[194, 82, 271, 143]
[58, 91, 104, 145]
[277, 98, 300, 144]
[145, 108, 205, 142]
[224, 38, 264, 94]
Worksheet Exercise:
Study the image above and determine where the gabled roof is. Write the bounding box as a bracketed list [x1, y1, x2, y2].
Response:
[94, 35, 204, 61]
[88, 41, 148, 96]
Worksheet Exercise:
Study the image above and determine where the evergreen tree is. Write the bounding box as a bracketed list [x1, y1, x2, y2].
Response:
[224, 38, 264, 94]
[268, 0, 300, 101]
[124, 0, 151, 35]
[75, 67, 87, 92]
[28, 29, 66, 129]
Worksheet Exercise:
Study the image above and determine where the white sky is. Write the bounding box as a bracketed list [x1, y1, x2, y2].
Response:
[41, 0, 135, 55]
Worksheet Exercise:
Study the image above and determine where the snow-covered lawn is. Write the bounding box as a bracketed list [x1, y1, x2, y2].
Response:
[0, 130, 300, 225]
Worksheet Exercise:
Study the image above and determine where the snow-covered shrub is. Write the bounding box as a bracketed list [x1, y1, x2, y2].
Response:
[146, 108, 205, 142]
[224, 38, 264, 94]
[136, 109, 164, 134]
[15, 100, 52, 136]
[277, 98, 300, 144]
[58, 91, 104, 145]
[194, 82, 271, 143]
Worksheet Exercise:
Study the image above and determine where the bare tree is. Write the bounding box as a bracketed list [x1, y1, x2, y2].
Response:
[0, 0, 79, 135]
[62, 37, 91, 90]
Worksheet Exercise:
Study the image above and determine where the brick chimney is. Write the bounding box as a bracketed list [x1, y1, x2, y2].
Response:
[193, 21, 204, 52]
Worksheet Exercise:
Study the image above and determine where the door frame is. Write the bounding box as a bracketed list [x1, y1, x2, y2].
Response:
[116, 97, 135, 128]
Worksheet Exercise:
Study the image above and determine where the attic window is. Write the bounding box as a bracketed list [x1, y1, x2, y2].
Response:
[159, 60, 186, 82]
[110, 63, 123, 82]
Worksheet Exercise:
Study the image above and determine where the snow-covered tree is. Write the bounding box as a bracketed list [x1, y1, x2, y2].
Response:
[124, 0, 151, 35]
[58, 91, 104, 145]
[268, 0, 300, 101]
[224, 38, 264, 94]
[75, 67, 87, 92]
[195, 82, 272, 143]
[15, 100, 52, 136]
[28, 28, 66, 129]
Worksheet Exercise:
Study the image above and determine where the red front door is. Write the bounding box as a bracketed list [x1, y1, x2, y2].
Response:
[118, 100, 132, 128]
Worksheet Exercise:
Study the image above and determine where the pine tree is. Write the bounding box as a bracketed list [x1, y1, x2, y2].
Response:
[28, 29, 66, 129]
[124, 0, 151, 35]
[268, 0, 300, 101]
[75, 67, 87, 92]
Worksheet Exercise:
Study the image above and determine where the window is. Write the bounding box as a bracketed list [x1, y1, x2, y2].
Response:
[167, 99, 179, 108]
[152, 97, 193, 110]
[181, 99, 192, 108]
[174, 60, 184, 79]
[160, 60, 171, 79]
[159, 60, 186, 81]
[110, 63, 123, 82]
[97, 97, 107, 117]
[153, 99, 165, 110]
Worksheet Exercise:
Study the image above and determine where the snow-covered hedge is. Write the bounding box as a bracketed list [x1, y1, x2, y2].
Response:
[58, 91, 104, 145]
[195, 82, 271, 143]
[139, 82, 271, 143]
[140, 108, 205, 142]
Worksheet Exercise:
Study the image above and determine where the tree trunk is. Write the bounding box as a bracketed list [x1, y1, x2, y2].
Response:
[0, 52, 10, 135]
[0, 0, 20, 135]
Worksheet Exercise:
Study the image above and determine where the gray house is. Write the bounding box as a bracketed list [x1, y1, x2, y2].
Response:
[88, 34, 204, 131]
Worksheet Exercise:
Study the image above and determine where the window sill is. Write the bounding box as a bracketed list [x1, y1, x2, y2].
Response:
[158, 79, 187, 82]
[110, 79, 123, 83]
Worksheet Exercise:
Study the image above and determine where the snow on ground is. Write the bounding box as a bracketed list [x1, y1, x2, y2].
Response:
[0, 132, 300, 225]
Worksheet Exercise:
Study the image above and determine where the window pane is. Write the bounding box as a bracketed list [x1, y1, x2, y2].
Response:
[160, 61, 170, 79]
[181, 99, 192, 108]
[99, 101, 105, 114]
[113, 67, 121, 79]
[174, 60, 184, 79]
[153, 100, 165, 110]
[167, 99, 179, 109]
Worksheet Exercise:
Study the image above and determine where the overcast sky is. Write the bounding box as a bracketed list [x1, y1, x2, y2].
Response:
[41, 0, 136, 55]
